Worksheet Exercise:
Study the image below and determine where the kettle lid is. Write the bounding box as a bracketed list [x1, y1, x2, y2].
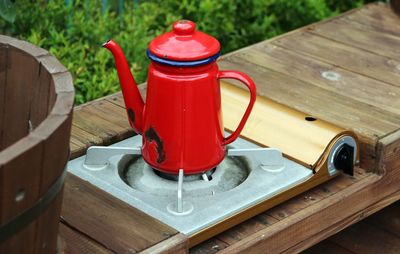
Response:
[148, 20, 220, 64]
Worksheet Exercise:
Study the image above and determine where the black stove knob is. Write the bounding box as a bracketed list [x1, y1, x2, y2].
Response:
[333, 143, 354, 176]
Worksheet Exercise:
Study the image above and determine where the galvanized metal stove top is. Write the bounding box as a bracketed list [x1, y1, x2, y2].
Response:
[67, 135, 313, 236]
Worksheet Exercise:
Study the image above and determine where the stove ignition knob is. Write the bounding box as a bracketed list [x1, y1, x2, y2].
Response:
[333, 143, 355, 176]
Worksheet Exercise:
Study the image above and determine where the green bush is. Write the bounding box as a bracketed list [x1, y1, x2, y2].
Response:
[0, 0, 375, 104]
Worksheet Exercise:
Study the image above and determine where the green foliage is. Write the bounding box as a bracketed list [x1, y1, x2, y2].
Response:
[0, 0, 375, 104]
[0, 0, 16, 23]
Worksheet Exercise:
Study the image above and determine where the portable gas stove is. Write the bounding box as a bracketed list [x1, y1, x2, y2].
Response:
[68, 130, 357, 246]
[68, 18, 360, 247]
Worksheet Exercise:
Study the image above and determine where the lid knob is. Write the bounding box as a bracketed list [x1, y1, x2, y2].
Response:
[173, 20, 196, 35]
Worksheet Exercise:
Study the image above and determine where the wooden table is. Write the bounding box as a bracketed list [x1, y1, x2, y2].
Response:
[60, 3, 400, 253]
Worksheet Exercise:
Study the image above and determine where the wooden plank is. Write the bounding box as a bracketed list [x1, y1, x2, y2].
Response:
[29, 62, 51, 129]
[70, 124, 103, 147]
[1, 48, 39, 148]
[368, 201, 400, 238]
[302, 240, 355, 254]
[70, 102, 132, 159]
[344, 3, 400, 38]
[190, 238, 230, 254]
[30, 55, 74, 254]
[270, 31, 400, 88]
[309, 168, 369, 199]
[36, 54, 67, 75]
[33, 192, 64, 254]
[69, 141, 81, 154]
[81, 100, 132, 130]
[0, 135, 43, 222]
[70, 125, 103, 159]
[309, 18, 400, 60]
[0, 99, 72, 254]
[36, 72, 74, 195]
[330, 222, 400, 254]
[0, 45, 7, 151]
[283, 192, 400, 254]
[105, 84, 147, 109]
[105, 93, 126, 108]
[34, 114, 71, 195]
[0, 35, 48, 58]
[31, 114, 71, 254]
[266, 189, 325, 220]
[68, 90, 140, 159]
[77, 101, 134, 143]
[58, 223, 113, 254]
[217, 216, 278, 245]
[240, 45, 400, 116]
[252, 213, 280, 228]
[35, 54, 70, 115]
[0, 221, 37, 254]
[61, 174, 179, 253]
[72, 109, 126, 145]
[140, 234, 188, 254]
[49, 73, 74, 116]
[190, 213, 278, 253]
[0, 135, 43, 253]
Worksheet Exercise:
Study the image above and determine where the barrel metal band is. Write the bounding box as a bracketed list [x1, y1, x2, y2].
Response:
[0, 167, 67, 242]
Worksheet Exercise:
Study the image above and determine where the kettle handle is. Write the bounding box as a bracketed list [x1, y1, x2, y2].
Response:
[218, 70, 257, 145]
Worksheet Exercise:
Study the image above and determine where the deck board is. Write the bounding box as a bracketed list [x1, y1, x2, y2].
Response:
[345, 4, 400, 37]
[303, 241, 355, 254]
[310, 19, 400, 59]
[272, 31, 400, 89]
[369, 202, 400, 238]
[58, 224, 114, 254]
[243, 45, 400, 115]
[61, 174, 182, 253]
[330, 222, 400, 254]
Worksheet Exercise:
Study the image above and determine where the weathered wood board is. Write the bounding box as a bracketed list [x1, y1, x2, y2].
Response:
[304, 199, 400, 254]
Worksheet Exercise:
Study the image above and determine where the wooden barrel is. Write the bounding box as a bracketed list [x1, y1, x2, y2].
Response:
[0, 35, 74, 253]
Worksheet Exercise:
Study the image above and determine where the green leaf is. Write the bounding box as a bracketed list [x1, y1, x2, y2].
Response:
[0, 0, 16, 23]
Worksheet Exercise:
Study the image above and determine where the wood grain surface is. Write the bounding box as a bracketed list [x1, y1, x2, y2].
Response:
[61, 174, 180, 254]
[304, 199, 400, 254]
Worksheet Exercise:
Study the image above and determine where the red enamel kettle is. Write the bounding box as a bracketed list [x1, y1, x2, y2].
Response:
[103, 20, 256, 175]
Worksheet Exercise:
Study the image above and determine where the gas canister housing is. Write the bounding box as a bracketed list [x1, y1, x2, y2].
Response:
[221, 81, 359, 176]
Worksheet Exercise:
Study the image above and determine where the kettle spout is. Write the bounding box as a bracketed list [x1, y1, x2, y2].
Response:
[103, 39, 144, 134]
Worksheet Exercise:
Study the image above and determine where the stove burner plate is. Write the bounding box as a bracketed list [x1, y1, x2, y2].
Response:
[120, 155, 249, 197]
[67, 136, 313, 236]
